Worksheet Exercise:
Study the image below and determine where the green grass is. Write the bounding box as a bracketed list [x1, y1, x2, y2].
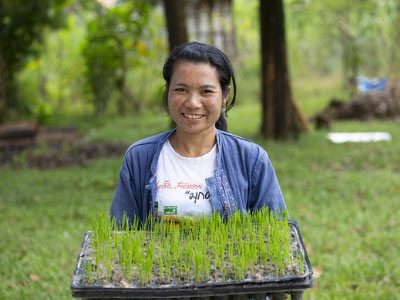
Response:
[292, 74, 350, 116]
[0, 159, 120, 299]
[1, 97, 400, 299]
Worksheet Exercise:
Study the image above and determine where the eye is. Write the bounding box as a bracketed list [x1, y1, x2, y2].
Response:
[201, 89, 214, 96]
[174, 87, 186, 93]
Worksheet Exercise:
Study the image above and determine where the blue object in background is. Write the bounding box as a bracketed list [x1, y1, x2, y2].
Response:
[357, 76, 388, 93]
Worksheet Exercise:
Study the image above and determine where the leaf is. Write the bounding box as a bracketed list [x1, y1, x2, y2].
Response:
[29, 274, 40, 282]
[135, 41, 148, 56]
[312, 266, 323, 279]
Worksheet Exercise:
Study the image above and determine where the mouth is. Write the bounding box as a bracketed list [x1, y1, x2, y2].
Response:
[181, 113, 205, 120]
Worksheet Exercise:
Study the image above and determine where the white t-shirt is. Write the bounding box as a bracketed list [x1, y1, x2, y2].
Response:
[155, 140, 216, 220]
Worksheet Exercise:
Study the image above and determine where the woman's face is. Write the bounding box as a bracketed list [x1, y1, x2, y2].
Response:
[167, 61, 227, 136]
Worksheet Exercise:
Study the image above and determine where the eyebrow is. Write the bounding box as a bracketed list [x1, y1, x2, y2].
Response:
[201, 85, 218, 89]
[172, 83, 218, 89]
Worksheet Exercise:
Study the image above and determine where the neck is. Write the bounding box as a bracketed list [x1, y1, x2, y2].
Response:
[169, 128, 217, 157]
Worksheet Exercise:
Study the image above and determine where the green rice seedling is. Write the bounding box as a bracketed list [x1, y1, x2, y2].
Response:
[279, 213, 291, 269]
[164, 243, 173, 282]
[216, 226, 228, 278]
[202, 253, 211, 282]
[132, 231, 144, 266]
[226, 240, 235, 278]
[267, 211, 291, 275]
[231, 255, 241, 281]
[83, 206, 302, 286]
[83, 260, 95, 285]
[93, 242, 101, 278]
[257, 227, 268, 266]
[268, 215, 281, 273]
[183, 242, 193, 282]
[120, 212, 130, 231]
[249, 230, 258, 263]
[170, 229, 182, 278]
[239, 254, 247, 280]
[91, 211, 112, 250]
[236, 234, 245, 258]
[193, 249, 202, 283]
[119, 230, 133, 279]
[139, 240, 154, 285]
[103, 239, 114, 281]
[175, 247, 184, 279]
[155, 238, 163, 277]
[294, 252, 304, 274]
[243, 241, 253, 274]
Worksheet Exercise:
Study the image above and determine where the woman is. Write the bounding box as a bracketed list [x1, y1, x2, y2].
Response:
[110, 42, 287, 226]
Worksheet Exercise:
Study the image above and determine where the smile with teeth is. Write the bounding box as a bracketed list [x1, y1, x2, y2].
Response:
[182, 113, 205, 119]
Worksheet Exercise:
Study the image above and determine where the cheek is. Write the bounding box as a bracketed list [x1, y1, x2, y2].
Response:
[167, 94, 184, 115]
[167, 91, 176, 109]
[168, 93, 179, 105]
[207, 98, 224, 112]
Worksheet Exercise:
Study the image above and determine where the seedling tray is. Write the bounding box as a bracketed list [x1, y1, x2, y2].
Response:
[71, 221, 312, 299]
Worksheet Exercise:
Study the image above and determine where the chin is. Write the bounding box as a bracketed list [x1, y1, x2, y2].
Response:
[177, 125, 216, 135]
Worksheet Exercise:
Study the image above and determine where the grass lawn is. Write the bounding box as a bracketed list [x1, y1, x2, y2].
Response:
[1, 102, 399, 299]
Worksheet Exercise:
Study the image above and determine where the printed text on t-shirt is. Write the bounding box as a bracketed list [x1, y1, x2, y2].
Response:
[157, 180, 203, 190]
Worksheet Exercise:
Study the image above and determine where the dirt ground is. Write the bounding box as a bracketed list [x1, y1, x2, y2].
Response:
[3, 82, 399, 167]
[311, 82, 400, 129]
[0, 125, 127, 169]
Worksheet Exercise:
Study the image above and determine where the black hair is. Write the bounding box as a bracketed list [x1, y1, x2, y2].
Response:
[162, 41, 237, 131]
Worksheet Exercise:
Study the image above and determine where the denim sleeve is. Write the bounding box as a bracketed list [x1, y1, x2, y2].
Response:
[110, 153, 139, 227]
[249, 147, 287, 213]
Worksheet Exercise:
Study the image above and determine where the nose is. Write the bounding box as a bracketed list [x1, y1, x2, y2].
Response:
[185, 92, 202, 109]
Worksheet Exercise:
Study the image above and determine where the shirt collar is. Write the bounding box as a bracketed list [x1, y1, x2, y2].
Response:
[151, 128, 224, 174]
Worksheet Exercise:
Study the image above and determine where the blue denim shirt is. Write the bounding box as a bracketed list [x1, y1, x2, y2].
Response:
[110, 129, 287, 225]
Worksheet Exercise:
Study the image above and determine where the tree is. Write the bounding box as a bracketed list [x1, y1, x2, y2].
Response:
[259, 0, 308, 139]
[0, 0, 66, 123]
[163, 0, 189, 51]
[186, 0, 237, 58]
[285, 0, 399, 97]
[317, 1, 378, 98]
[81, 0, 151, 115]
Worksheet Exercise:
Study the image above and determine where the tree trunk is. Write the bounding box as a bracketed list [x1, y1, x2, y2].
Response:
[115, 76, 127, 115]
[259, 0, 308, 139]
[163, 0, 189, 128]
[0, 50, 8, 124]
[225, 0, 238, 59]
[116, 72, 142, 114]
[163, 0, 189, 51]
[206, 0, 215, 44]
[114, 40, 143, 115]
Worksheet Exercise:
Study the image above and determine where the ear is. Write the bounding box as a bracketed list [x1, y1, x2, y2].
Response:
[222, 86, 230, 105]
[164, 87, 170, 113]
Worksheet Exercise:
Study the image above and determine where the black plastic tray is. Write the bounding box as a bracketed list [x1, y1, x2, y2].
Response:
[71, 221, 312, 299]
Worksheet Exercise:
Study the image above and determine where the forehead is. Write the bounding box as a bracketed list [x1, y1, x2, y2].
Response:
[171, 61, 220, 84]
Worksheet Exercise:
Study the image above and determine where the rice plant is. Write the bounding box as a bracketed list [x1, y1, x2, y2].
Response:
[82, 208, 305, 287]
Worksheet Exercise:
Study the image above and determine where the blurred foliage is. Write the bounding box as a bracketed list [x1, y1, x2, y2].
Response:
[6, 0, 400, 121]
[81, 0, 152, 115]
[0, 0, 67, 118]
[0, 0, 66, 74]
[285, 0, 400, 85]
[233, 0, 400, 102]
[16, 0, 168, 120]
[17, 13, 87, 122]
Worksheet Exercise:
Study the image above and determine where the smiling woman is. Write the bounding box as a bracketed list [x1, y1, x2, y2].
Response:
[110, 41, 287, 227]
[167, 61, 227, 157]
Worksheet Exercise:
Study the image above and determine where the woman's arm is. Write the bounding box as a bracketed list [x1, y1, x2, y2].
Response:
[110, 154, 140, 227]
[249, 147, 287, 213]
